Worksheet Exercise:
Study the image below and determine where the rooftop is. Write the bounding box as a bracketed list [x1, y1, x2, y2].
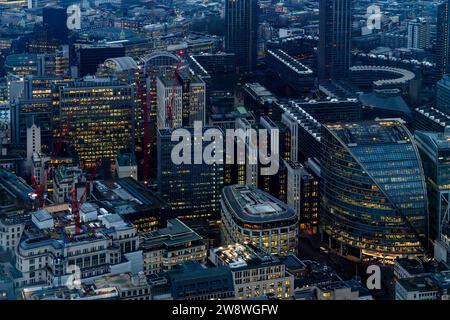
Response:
[415, 106, 450, 128]
[396, 257, 450, 276]
[32, 209, 52, 222]
[222, 185, 296, 224]
[267, 49, 313, 75]
[397, 272, 450, 292]
[140, 219, 203, 250]
[326, 119, 411, 147]
[0, 169, 34, 204]
[280, 102, 322, 142]
[212, 243, 283, 269]
[415, 131, 450, 153]
[21, 284, 119, 300]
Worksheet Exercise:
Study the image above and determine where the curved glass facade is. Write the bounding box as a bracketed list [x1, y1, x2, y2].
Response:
[321, 120, 427, 260]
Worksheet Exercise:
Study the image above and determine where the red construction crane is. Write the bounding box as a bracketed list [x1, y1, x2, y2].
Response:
[70, 187, 80, 234]
[33, 114, 73, 209]
[139, 67, 150, 185]
[70, 159, 102, 235]
[31, 175, 45, 209]
[53, 114, 72, 159]
[166, 49, 183, 128]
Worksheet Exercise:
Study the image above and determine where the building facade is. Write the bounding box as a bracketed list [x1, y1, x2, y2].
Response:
[436, 0, 450, 76]
[321, 120, 428, 261]
[140, 219, 207, 275]
[58, 78, 135, 169]
[157, 127, 224, 220]
[221, 185, 298, 255]
[210, 243, 294, 299]
[318, 0, 352, 81]
[415, 131, 450, 242]
[224, 0, 258, 74]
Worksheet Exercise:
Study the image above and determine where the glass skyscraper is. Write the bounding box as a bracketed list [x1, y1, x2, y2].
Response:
[415, 131, 450, 242]
[225, 0, 258, 74]
[321, 120, 428, 261]
[157, 126, 224, 220]
[58, 79, 135, 169]
[436, 75, 450, 114]
[436, 0, 450, 76]
[318, 0, 352, 81]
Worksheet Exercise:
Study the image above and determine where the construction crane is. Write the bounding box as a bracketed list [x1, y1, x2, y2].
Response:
[70, 159, 102, 235]
[166, 49, 183, 128]
[32, 114, 73, 209]
[31, 175, 45, 209]
[140, 50, 182, 184]
[139, 66, 150, 185]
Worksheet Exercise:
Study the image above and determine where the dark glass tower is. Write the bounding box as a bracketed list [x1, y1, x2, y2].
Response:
[42, 7, 69, 45]
[321, 120, 428, 261]
[318, 0, 352, 81]
[157, 127, 224, 220]
[225, 0, 258, 74]
[436, 0, 450, 76]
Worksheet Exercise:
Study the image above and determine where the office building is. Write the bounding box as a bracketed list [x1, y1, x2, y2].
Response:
[94, 272, 151, 300]
[257, 116, 287, 202]
[0, 213, 26, 254]
[265, 49, 315, 95]
[395, 272, 450, 300]
[221, 185, 298, 255]
[436, 75, 450, 114]
[188, 53, 237, 92]
[280, 103, 322, 162]
[156, 68, 205, 129]
[116, 151, 137, 180]
[4, 54, 39, 76]
[313, 280, 373, 300]
[436, 0, 450, 76]
[415, 131, 450, 241]
[21, 284, 119, 300]
[394, 257, 450, 280]
[321, 120, 428, 261]
[16, 209, 140, 288]
[92, 178, 171, 233]
[0, 169, 35, 208]
[210, 243, 295, 299]
[77, 45, 126, 77]
[318, 0, 352, 81]
[165, 261, 235, 300]
[414, 106, 450, 132]
[58, 78, 135, 169]
[52, 165, 84, 204]
[285, 160, 320, 234]
[42, 6, 69, 45]
[140, 219, 207, 275]
[292, 98, 362, 124]
[225, 0, 258, 74]
[242, 83, 279, 120]
[157, 127, 223, 220]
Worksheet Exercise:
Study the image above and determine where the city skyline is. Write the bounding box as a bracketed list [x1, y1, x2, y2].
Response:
[0, 0, 450, 306]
